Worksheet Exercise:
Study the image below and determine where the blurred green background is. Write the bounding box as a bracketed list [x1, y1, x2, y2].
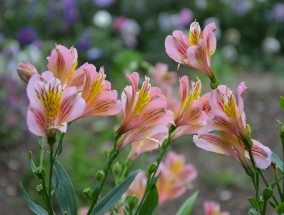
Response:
[1, 0, 284, 214]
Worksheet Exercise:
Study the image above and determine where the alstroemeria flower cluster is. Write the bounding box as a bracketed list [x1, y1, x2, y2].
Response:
[165, 20, 217, 80]
[126, 151, 197, 204]
[20, 44, 121, 137]
[194, 83, 272, 169]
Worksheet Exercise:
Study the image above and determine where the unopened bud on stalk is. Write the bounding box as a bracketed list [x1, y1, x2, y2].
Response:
[96, 170, 104, 181]
[147, 163, 157, 176]
[35, 167, 46, 179]
[17, 62, 38, 83]
[126, 195, 139, 209]
[263, 187, 273, 201]
[36, 184, 44, 196]
[245, 124, 252, 139]
[112, 162, 122, 176]
[83, 187, 92, 200]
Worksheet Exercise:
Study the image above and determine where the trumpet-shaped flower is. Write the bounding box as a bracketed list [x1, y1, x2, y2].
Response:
[204, 201, 230, 215]
[152, 63, 177, 87]
[47, 44, 78, 85]
[171, 76, 207, 139]
[117, 72, 174, 148]
[205, 82, 248, 142]
[26, 71, 85, 136]
[68, 63, 121, 118]
[165, 20, 217, 79]
[193, 132, 271, 169]
[157, 151, 197, 204]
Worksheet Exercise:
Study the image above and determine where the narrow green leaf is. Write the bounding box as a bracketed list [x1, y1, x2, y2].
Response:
[28, 151, 37, 173]
[276, 202, 284, 213]
[52, 159, 77, 215]
[176, 191, 199, 215]
[19, 182, 48, 215]
[91, 170, 140, 215]
[280, 96, 284, 110]
[137, 185, 158, 215]
[271, 152, 284, 173]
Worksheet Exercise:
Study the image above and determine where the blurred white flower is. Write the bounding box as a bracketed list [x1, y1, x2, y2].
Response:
[224, 28, 241, 45]
[195, 0, 207, 10]
[262, 37, 281, 54]
[93, 10, 112, 28]
[221, 45, 238, 63]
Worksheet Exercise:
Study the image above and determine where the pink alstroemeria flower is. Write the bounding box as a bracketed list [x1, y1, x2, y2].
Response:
[117, 72, 174, 148]
[152, 63, 177, 87]
[171, 76, 207, 139]
[157, 151, 197, 204]
[47, 44, 78, 85]
[68, 63, 121, 118]
[165, 20, 217, 79]
[205, 82, 249, 142]
[204, 201, 230, 215]
[194, 132, 272, 169]
[27, 71, 85, 137]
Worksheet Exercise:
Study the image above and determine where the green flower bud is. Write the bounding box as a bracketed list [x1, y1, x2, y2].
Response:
[35, 167, 46, 179]
[36, 184, 44, 196]
[96, 170, 104, 181]
[83, 187, 92, 200]
[112, 162, 122, 176]
[126, 195, 139, 209]
[147, 163, 157, 176]
[263, 187, 273, 201]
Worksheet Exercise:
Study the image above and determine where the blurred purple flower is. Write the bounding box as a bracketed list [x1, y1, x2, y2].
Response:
[123, 35, 137, 48]
[94, 0, 115, 8]
[87, 48, 103, 60]
[179, 8, 193, 27]
[17, 26, 38, 45]
[231, 0, 252, 16]
[273, 3, 284, 22]
[62, 0, 79, 24]
[76, 36, 91, 51]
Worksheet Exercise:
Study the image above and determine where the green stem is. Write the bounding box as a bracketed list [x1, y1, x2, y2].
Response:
[41, 178, 53, 215]
[135, 126, 175, 215]
[273, 165, 283, 201]
[47, 136, 56, 215]
[261, 200, 267, 215]
[53, 133, 65, 160]
[87, 148, 119, 215]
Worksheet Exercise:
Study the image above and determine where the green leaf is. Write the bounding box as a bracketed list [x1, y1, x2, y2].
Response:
[276, 202, 284, 213]
[248, 197, 260, 209]
[52, 159, 77, 215]
[280, 96, 284, 110]
[137, 185, 158, 215]
[28, 151, 36, 173]
[271, 152, 284, 173]
[19, 182, 48, 215]
[91, 170, 140, 215]
[176, 191, 199, 215]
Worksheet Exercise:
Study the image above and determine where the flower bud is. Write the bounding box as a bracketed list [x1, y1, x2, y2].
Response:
[263, 187, 273, 201]
[36, 184, 44, 196]
[126, 195, 139, 209]
[189, 20, 202, 46]
[112, 162, 122, 176]
[96, 170, 104, 181]
[17, 62, 38, 83]
[147, 163, 157, 176]
[35, 167, 46, 179]
[83, 187, 92, 200]
[245, 124, 252, 139]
